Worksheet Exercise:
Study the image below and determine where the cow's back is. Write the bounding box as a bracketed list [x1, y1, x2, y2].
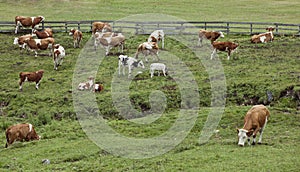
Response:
[245, 105, 270, 127]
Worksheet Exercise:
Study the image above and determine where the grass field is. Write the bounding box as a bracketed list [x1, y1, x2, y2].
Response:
[0, 1, 300, 171]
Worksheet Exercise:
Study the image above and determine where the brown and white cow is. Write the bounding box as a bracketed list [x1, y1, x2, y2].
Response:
[13, 34, 33, 51]
[24, 37, 55, 57]
[69, 28, 83, 48]
[91, 22, 112, 36]
[94, 32, 125, 55]
[5, 123, 40, 148]
[251, 26, 275, 43]
[135, 42, 159, 62]
[211, 41, 239, 60]
[93, 83, 104, 92]
[78, 77, 94, 91]
[53, 44, 66, 70]
[15, 15, 45, 34]
[148, 30, 165, 49]
[198, 29, 224, 46]
[32, 28, 53, 39]
[19, 70, 44, 91]
[237, 105, 270, 146]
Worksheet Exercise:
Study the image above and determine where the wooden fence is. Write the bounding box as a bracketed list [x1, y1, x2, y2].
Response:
[0, 20, 299, 36]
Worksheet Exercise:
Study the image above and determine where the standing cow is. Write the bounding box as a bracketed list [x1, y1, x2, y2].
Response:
[211, 41, 239, 60]
[5, 123, 40, 148]
[15, 15, 45, 34]
[237, 105, 270, 146]
[19, 70, 44, 91]
[53, 44, 66, 70]
[69, 28, 83, 48]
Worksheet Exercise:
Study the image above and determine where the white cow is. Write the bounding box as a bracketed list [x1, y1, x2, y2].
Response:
[118, 55, 145, 78]
[150, 63, 167, 78]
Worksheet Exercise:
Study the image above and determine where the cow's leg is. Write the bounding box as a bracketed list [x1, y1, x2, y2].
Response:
[19, 79, 24, 91]
[163, 69, 166, 77]
[15, 22, 20, 34]
[227, 50, 231, 60]
[247, 137, 251, 146]
[198, 38, 202, 47]
[162, 38, 164, 49]
[258, 117, 268, 144]
[34, 50, 38, 57]
[35, 80, 41, 90]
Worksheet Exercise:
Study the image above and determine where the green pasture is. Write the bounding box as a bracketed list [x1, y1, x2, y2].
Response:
[0, 1, 300, 171]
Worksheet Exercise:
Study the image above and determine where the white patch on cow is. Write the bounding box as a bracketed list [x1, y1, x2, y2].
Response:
[94, 84, 99, 90]
[260, 36, 266, 43]
[31, 17, 35, 24]
[29, 123, 33, 132]
[35, 39, 42, 45]
[219, 31, 225, 38]
[25, 76, 28, 82]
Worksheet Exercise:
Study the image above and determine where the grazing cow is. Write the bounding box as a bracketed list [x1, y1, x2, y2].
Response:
[5, 123, 40, 148]
[94, 32, 125, 55]
[93, 83, 104, 92]
[198, 29, 224, 46]
[32, 28, 53, 39]
[92, 22, 112, 36]
[24, 37, 55, 57]
[19, 70, 44, 91]
[237, 105, 270, 146]
[118, 55, 145, 78]
[78, 77, 94, 91]
[148, 30, 165, 49]
[211, 41, 239, 60]
[13, 34, 33, 51]
[69, 28, 83, 48]
[150, 63, 167, 78]
[251, 26, 275, 43]
[135, 42, 159, 62]
[53, 44, 66, 70]
[15, 15, 45, 34]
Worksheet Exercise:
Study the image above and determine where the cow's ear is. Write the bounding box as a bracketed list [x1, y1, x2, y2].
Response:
[236, 128, 240, 133]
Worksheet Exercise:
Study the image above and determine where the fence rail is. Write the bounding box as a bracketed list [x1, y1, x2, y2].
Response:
[1, 20, 299, 36]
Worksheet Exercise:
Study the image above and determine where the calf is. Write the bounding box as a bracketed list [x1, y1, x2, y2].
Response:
[53, 44, 66, 70]
[93, 83, 104, 92]
[5, 123, 40, 148]
[251, 26, 275, 43]
[198, 29, 224, 46]
[19, 70, 44, 91]
[94, 32, 125, 55]
[150, 63, 167, 78]
[148, 30, 165, 49]
[13, 34, 33, 51]
[237, 105, 270, 146]
[24, 37, 55, 57]
[211, 41, 239, 60]
[32, 28, 53, 39]
[78, 77, 94, 91]
[15, 15, 45, 34]
[69, 28, 83, 48]
[92, 22, 112, 36]
[118, 55, 145, 78]
[135, 42, 159, 62]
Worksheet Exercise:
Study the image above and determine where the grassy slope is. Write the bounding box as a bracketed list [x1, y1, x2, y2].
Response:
[0, 1, 300, 171]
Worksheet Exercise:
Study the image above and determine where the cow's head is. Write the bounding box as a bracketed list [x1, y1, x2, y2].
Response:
[69, 28, 75, 36]
[38, 16, 45, 22]
[237, 128, 253, 146]
[137, 60, 145, 69]
[219, 31, 225, 38]
[266, 26, 275, 32]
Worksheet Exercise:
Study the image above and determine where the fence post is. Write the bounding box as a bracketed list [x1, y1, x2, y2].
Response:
[275, 23, 278, 35]
[226, 22, 229, 35]
[204, 22, 207, 30]
[42, 21, 44, 30]
[78, 22, 80, 30]
[65, 23, 68, 33]
[250, 23, 253, 35]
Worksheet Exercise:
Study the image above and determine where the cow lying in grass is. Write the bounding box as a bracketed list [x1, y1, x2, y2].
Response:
[118, 55, 145, 78]
[251, 26, 275, 43]
[78, 77, 104, 92]
[237, 105, 270, 146]
[5, 123, 40, 148]
[19, 69, 44, 91]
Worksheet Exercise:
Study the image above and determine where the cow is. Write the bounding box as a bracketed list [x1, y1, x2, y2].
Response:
[251, 26, 275, 43]
[19, 70, 44, 91]
[118, 55, 145, 78]
[13, 34, 33, 51]
[135, 42, 159, 62]
[78, 77, 94, 91]
[24, 37, 55, 57]
[198, 29, 224, 46]
[93, 83, 104, 92]
[150, 63, 167, 78]
[53, 44, 66, 70]
[148, 30, 165, 49]
[211, 41, 239, 60]
[237, 105, 270, 146]
[32, 28, 53, 39]
[94, 32, 125, 55]
[15, 15, 45, 34]
[69, 28, 83, 48]
[91, 22, 112, 36]
[5, 123, 40, 148]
